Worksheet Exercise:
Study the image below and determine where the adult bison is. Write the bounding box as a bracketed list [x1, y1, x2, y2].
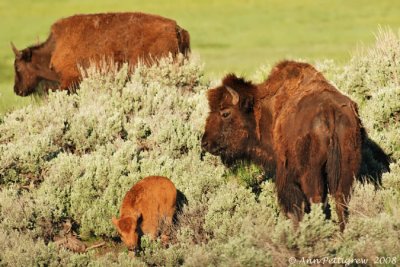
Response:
[201, 61, 363, 231]
[11, 12, 190, 96]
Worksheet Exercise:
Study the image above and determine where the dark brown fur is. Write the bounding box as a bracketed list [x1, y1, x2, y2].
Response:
[202, 60, 364, 231]
[11, 12, 191, 96]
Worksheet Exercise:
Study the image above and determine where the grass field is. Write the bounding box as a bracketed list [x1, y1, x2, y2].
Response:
[1, 0, 400, 115]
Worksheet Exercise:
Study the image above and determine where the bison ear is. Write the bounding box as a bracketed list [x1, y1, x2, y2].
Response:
[116, 217, 135, 234]
[240, 95, 254, 113]
[21, 48, 32, 62]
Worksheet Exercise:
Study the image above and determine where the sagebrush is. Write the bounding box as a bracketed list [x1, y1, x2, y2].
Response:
[0, 30, 399, 266]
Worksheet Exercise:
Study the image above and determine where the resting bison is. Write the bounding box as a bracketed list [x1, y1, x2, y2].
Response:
[11, 12, 190, 96]
[202, 61, 363, 230]
[112, 176, 177, 250]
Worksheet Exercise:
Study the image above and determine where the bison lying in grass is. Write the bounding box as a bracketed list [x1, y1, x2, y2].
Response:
[112, 176, 177, 250]
[11, 12, 190, 96]
[202, 61, 364, 231]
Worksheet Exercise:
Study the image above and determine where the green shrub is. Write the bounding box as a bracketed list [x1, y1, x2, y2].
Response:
[0, 31, 399, 266]
[336, 27, 400, 103]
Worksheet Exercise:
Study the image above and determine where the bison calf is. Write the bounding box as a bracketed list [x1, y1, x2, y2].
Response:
[202, 60, 364, 231]
[112, 176, 177, 250]
[11, 12, 190, 96]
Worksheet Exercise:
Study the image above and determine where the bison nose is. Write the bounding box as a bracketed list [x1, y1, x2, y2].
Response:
[201, 140, 208, 150]
[14, 86, 22, 96]
[201, 133, 208, 148]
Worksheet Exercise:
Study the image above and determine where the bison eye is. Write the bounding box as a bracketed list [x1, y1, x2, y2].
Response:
[221, 110, 231, 118]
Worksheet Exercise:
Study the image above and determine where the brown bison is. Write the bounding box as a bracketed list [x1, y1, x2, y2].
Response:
[201, 61, 363, 231]
[11, 12, 190, 96]
[112, 176, 177, 250]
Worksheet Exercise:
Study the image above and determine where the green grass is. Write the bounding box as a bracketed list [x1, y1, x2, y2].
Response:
[1, 0, 400, 115]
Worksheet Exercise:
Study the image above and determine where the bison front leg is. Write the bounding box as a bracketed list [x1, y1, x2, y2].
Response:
[158, 215, 174, 246]
[276, 162, 308, 227]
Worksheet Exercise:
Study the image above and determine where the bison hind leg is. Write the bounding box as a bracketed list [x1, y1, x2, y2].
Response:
[334, 193, 350, 232]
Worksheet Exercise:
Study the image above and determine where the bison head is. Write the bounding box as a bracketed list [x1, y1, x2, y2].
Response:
[112, 212, 142, 250]
[201, 74, 258, 164]
[11, 43, 43, 96]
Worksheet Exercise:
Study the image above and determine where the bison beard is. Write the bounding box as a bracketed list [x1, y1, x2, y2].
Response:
[202, 61, 369, 231]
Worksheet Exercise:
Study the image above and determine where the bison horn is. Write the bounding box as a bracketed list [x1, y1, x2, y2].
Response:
[10, 42, 21, 58]
[226, 86, 239, 105]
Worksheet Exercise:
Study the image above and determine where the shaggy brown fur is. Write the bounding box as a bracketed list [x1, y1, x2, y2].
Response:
[202, 60, 363, 231]
[112, 176, 177, 250]
[11, 12, 191, 96]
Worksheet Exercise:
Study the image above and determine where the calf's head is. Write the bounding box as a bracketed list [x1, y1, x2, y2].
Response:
[112, 212, 142, 250]
[201, 74, 257, 163]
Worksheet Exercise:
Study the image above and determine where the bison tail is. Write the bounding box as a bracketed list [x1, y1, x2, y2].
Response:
[326, 132, 341, 194]
[361, 126, 391, 173]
